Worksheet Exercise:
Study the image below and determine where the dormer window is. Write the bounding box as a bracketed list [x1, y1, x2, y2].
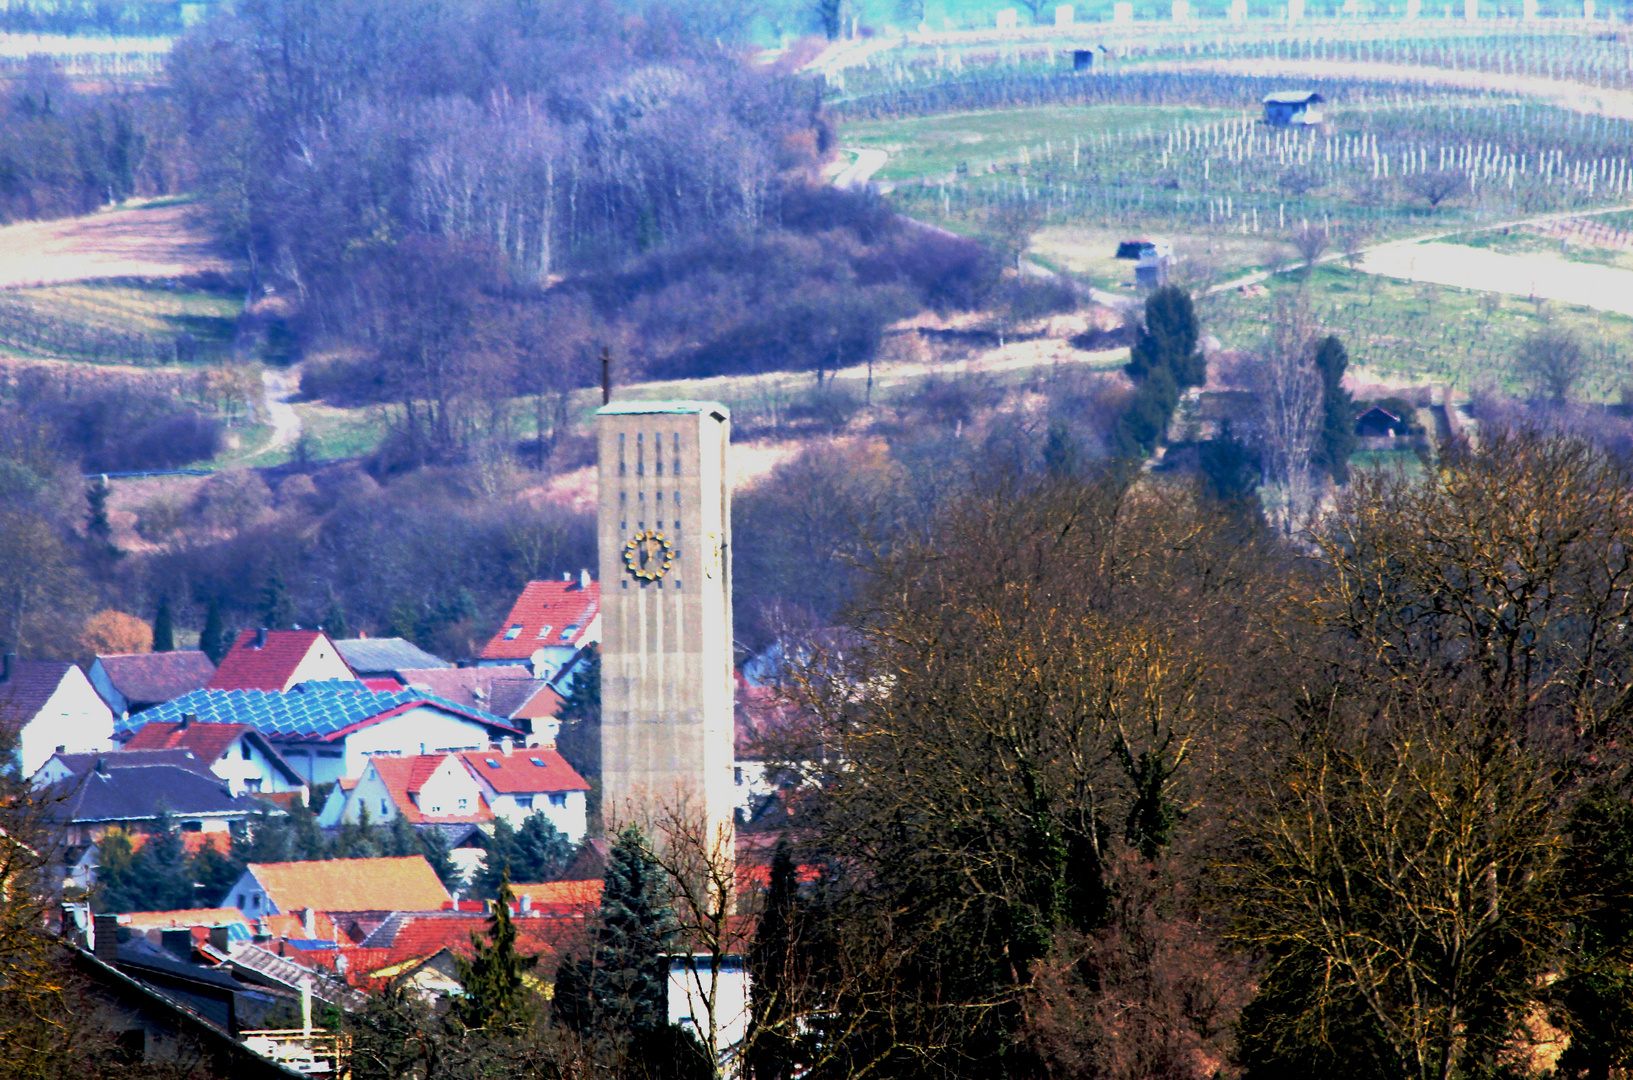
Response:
[559, 624, 580, 642]
[535, 624, 553, 640]
[486, 759, 500, 769]
[503, 624, 523, 640]
[529, 757, 546, 767]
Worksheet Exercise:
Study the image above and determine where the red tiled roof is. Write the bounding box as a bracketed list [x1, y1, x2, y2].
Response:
[0, 660, 77, 730]
[124, 720, 251, 762]
[95, 651, 216, 706]
[456, 747, 588, 794]
[479, 581, 600, 661]
[121, 907, 246, 929]
[123, 719, 303, 786]
[363, 911, 584, 969]
[248, 856, 452, 913]
[367, 755, 492, 824]
[128, 831, 233, 856]
[509, 879, 603, 907]
[262, 910, 339, 941]
[360, 677, 402, 692]
[209, 630, 350, 691]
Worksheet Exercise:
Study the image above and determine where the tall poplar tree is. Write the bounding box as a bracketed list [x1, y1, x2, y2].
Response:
[151, 594, 174, 652]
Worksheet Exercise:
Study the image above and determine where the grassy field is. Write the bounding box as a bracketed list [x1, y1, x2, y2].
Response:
[0, 281, 240, 366]
[1198, 263, 1633, 397]
[840, 104, 1236, 181]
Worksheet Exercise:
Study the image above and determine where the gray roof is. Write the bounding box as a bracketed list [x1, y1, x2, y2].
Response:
[49, 748, 215, 778]
[332, 638, 452, 675]
[46, 763, 267, 823]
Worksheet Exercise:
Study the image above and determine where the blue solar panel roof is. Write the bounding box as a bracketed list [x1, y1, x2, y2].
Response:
[119, 681, 521, 740]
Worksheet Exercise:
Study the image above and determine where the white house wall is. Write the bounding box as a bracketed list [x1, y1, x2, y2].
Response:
[283, 640, 355, 689]
[209, 735, 305, 797]
[485, 790, 586, 842]
[668, 956, 749, 1070]
[17, 668, 115, 777]
[342, 709, 496, 778]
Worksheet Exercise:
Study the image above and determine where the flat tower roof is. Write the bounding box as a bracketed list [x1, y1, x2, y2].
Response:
[596, 400, 730, 418]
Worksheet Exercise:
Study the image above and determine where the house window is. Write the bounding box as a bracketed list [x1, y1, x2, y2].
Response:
[529, 757, 545, 767]
[503, 624, 523, 640]
[516, 796, 533, 810]
[242, 743, 252, 760]
[181, 820, 202, 832]
[246, 778, 262, 793]
[237, 894, 246, 909]
[549, 793, 567, 808]
[430, 805, 441, 814]
[381, 799, 389, 816]
[458, 798, 467, 810]
[559, 624, 579, 642]
[735, 767, 742, 785]
[536, 624, 553, 639]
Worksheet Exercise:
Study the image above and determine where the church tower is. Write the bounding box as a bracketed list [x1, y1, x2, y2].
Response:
[596, 401, 735, 847]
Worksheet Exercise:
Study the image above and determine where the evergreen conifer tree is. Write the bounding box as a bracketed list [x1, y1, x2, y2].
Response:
[475, 817, 518, 900]
[132, 811, 194, 912]
[200, 600, 229, 664]
[85, 478, 112, 544]
[453, 876, 538, 1032]
[1313, 334, 1358, 484]
[322, 600, 348, 640]
[92, 829, 142, 913]
[1041, 420, 1080, 478]
[511, 812, 574, 884]
[419, 827, 467, 895]
[189, 838, 243, 907]
[554, 825, 676, 1038]
[152, 595, 174, 652]
[748, 840, 801, 1080]
[260, 568, 295, 631]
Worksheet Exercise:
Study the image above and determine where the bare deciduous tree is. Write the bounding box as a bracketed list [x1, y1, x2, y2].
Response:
[1253, 298, 1325, 536]
[1404, 169, 1469, 210]
[1516, 326, 1590, 406]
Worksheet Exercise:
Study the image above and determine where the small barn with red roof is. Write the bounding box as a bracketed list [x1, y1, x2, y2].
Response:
[209, 629, 355, 692]
[478, 575, 600, 678]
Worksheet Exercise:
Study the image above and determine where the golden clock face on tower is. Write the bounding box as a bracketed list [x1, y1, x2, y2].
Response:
[623, 530, 675, 581]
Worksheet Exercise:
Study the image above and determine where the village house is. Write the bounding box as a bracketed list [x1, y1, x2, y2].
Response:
[88, 650, 217, 719]
[455, 743, 590, 840]
[122, 682, 525, 786]
[120, 718, 308, 800]
[209, 629, 357, 691]
[43, 758, 268, 846]
[478, 574, 601, 679]
[0, 654, 117, 776]
[316, 752, 492, 827]
[223, 855, 452, 920]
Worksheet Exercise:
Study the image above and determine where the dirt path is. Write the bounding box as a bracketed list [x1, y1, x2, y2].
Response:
[1139, 57, 1633, 121]
[261, 367, 303, 450]
[834, 148, 891, 189]
[0, 202, 231, 288]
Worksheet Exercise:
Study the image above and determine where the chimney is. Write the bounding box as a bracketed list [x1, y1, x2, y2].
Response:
[302, 907, 316, 939]
[562, 572, 571, 582]
[161, 927, 193, 961]
[208, 925, 231, 952]
[601, 346, 612, 405]
[55, 744, 65, 754]
[500, 737, 514, 757]
[179, 712, 194, 730]
[254, 917, 270, 943]
[93, 914, 119, 965]
[2, 652, 14, 682]
[94, 757, 108, 775]
[580, 569, 592, 589]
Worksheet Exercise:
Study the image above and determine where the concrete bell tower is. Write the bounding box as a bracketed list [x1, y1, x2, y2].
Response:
[596, 401, 735, 848]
